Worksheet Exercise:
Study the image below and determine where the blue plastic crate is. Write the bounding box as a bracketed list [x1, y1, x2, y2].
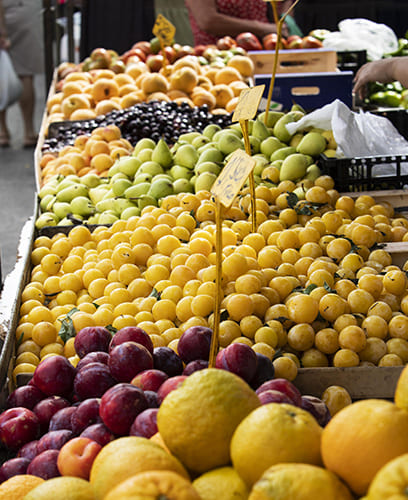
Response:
[254, 71, 354, 111]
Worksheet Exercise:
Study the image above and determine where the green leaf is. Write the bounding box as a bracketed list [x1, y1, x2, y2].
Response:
[220, 309, 229, 322]
[149, 288, 161, 300]
[304, 283, 318, 294]
[58, 307, 80, 344]
[16, 331, 25, 349]
[323, 281, 336, 293]
[286, 192, 299, 209]
[106, 325, 117, 336]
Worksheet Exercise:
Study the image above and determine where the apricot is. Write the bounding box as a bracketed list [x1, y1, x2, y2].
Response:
[141, 73, 169, 95]
[227, 55, 255, 78]
[120, 92, 142, 109]
[118, 84, 139, 97]
[214, 66, 243, 85]
[229, 80, 250, 97]
[170, 67, 199, 94]
[95, 99, 121, 116]
[210, 84, 235, 108]
[70, 109, 97, 121]
[91, 78, 119, 102]
[125, 61, 149, 79]
[191, 88, 216, 109]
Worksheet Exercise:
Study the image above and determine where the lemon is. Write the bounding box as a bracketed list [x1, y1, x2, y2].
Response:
[157, 368, 260, 474]
[104, 470, 201, 500]
[231, 403, 322, 487]
[367, 453, 408, 500]
[248, 463, 352, 500]
[22, 477, 94, 500]
[394, 364, 408, 409]
[193, 466, 249, 500]
[89, 436, 188, 500]
[0, 474, 44, 500]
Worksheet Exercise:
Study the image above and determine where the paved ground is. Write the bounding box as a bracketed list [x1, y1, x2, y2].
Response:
[0, 75, 45, 281]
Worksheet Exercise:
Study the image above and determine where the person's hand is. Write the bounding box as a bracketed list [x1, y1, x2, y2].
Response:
[0, 33, 10, 50]
[353, 59, 394, 99]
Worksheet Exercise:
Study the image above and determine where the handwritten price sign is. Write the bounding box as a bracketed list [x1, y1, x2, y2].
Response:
[211, 149, 256, 208]
[232, 85, 265, 123]
[153, 14, 176, 46]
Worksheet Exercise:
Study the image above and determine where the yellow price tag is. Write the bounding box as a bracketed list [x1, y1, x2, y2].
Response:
[153, 14, 176, 46]
[232, 85, 266, 123]
[211, 149, 256, 208]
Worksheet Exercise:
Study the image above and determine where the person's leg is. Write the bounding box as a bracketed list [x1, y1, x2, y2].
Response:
[0, 109, 10, 147]
[18, 74, 37, 147]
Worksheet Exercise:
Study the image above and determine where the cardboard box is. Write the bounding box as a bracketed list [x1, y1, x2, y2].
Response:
[254, 71, 354, 111]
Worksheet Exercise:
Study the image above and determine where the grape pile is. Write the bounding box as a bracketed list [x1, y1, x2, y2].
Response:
[42, 101, 232, 155]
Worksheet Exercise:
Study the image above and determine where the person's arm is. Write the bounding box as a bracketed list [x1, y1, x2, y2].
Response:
[0, 0, 10, 50]
[185, 0, 283, 40]
[353, 57, 408, 98]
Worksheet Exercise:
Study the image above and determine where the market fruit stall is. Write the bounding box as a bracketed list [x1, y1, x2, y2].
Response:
[2, 26, 408, 499]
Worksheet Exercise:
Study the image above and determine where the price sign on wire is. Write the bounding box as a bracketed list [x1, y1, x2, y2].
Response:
[211, 149, 256, 208]
[232, 85, 266, 123]
[208, 150, 256, 367]
[153, 14, 176, 46]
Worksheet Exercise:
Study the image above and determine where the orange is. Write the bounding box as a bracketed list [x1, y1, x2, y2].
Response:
[394, 363, 408, 409]
[321, 399, 408, 496]
[248, 463, 352, 500]
[0, 474, 44, 500]
[230, 403, 322, 487]
[157, 368, 260, 475]
[366, 453, 408, 500]
[89, 436, 188, 500]
[103, 470, 200, 500]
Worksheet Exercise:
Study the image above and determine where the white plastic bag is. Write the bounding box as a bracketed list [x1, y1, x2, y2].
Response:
[0, 50, 23, 111]
[322, 18, 399, 61]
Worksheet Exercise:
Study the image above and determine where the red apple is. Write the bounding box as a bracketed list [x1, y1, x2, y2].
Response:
[0, 408, 40, 450]
[216, 36, 237, 50]
[194, 44, 207, 57]
[57, 437, 102, 479]
[287, 35, 303, 49]
[235, 32, 263, 51]
[301, 35, 323, 49]
[262, 33, 286, 51]
[131, 40, 151, 55]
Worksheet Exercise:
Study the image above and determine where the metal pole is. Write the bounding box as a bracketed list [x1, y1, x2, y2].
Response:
[42, 0, 54, 92]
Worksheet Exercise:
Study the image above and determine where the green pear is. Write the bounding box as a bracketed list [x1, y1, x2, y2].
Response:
[270, 146, 297, 162]
[98, 212, 119, 225]
[216, 131, 244, 156]
[195, 161, 221, 176]
[110, 172, 128, 182]
[202, 124, 221, 140]
[56, 178, 77, 192]
[107, 163, 121, 176]
[133, 138, 156, 156]
[133, 173, 152, 184]
[260, 137, 286, 158]
[271, 160, 283, 170]
[40, 194, 56, 212]
[38, 184, 57, 200]
[170, 165, 194, 180]
[148, 178, 174, 200]
[80, 173, 101, 188]
[56, 184, 88, 203]
[135, 148, 153, 163]
[296, 132, 327, 156]
[227, 123, 244, 137]
[138, 161, 164, 177]
[289, 133, 304, 149]
[57, 217, 75, 226]
[192, 135, 210, 150]
[293, 186, 306, 200]
[195, 172, 217, 192]
[249, 136, 261, 154]
[137, 195, 158, 210]
[125, 182, 151, 199]
[196, 142, 217, 155]
[87, 214, 100, 225]
[96, 199, 117, 214]
[197, 147, 224, 165]
[102, 189, 116, 200]
[174, 144, 199, 169]
[117, 156, 141, 177]
[273, 111, 304, 143]
[253, 156, 269, 176]
[291, 103, 306, 113]
[151, 138, 173, 168]
[322, 130, 337, 150]
[305, 164, 321, 181]
[252, 118, 270, 142]
[257, 110, 284, 128]
[113, 198, 137, 215]
[178, 132, 201, 144]
[52, 201, 72, 219]
[323, 149, 337, 158]
[70, 196, 95, 217]
[121, 206, 141, 220]
[173, 178, 194, 194]
[279, 153, 309, 182]
[152, 174, 173, 183]
[89, 187, 110, 205]
[112, 178, 133, 197]
[35, 212, 58, 229]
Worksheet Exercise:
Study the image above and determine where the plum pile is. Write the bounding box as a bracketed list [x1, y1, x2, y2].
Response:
[42, 101, 232, 154]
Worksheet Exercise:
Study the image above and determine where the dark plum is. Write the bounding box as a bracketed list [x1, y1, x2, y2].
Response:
[215, 343, 258, 383]
[108, 341, 153, 382]
[6, 385, 45, 410]
[250, 353, 275, 390]
[129, 408, 158, 438]
[80, 423, 116, 447]
[76, 351, 109, 371]
[36, 429, 73, 454]
[109, 326, 153, 354]
[71, 398, 101, 435]
[0, 408, 40, 451]
[256, 378, 303, 407]
[33, 396, 71, 433]
[131, 369, 168, 392]
[73, 362, 116, 400]
[0, 457, 30, 483]
[27, 449, 60, 480]
[152, 346, 183, 377]
[74, 326, 112, 358]
[182, 360, 208, 376]
[157, 375, 187, 404]
[49, 406, 77, 432]
[32, 355, 76, 398]
[177, 326, 212, 363]
[301, 395, 331, 427]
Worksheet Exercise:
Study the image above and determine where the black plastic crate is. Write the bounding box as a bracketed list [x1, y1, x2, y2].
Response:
[336, 50, 367, 75]
[318, 154, 408, 192]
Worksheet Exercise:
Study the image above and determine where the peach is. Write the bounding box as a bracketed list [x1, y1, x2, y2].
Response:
[57, 437, 101, 479]
[65, 71, 93, 84]
[90, 69, 116, 81]
[225, 96, 239, 113]
[173, 97, 194, 107]
[114, 74, 134, 86]
[125, 61, 149, 80]
[169, 67, 198, 94]
[70, 109, 97, 121]
[191, 88, 216, 109]
[56, 164, 77, 176]
[141, 73, 169, 95]
[227, 55, 255, 78]
[46, 93, 63, 112]
[61, 94, 91, 119]
[146, 92, 170, 102]
[167, 89, 189, 100]
[172, 55, 201, 73]
[90, 153, 114, 173]
[110, 147, 130, 160]
[100, 125, 121, 142]
[89, 140, 110, 157]
[66, 153, 86, 172]
[210, 84, 235, 108]
[197, 75, 213, 91]
[95, 99, 121, 116]
[62, 81, 85, 98]
[214, 66, 243, 85]
[120, 93, 142, 109]
[229, 80, 249, 97]
[118, 83, 139, 97]
[74, 135, 90, 150]
[91, 78, 119, 102]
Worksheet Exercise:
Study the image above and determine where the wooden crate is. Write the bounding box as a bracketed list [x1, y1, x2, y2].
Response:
[249, 48, 338, 75]
[294, 366, 402, 399]
[340, 188, 408, 209]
